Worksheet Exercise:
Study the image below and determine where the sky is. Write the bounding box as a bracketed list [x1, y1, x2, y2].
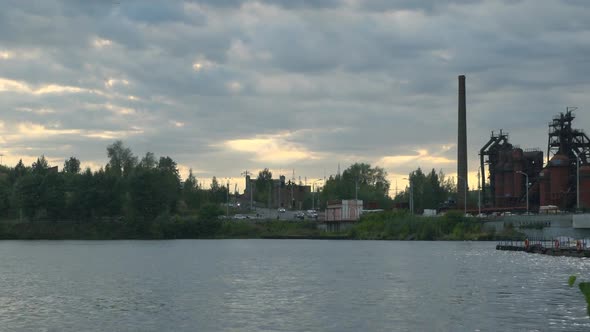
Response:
[1, 0, 589, 195]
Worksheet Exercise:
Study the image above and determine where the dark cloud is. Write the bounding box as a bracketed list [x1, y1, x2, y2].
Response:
[0, 0, 589, 186]
[193, 0, 342, 9]
[358, 0, 485, 14]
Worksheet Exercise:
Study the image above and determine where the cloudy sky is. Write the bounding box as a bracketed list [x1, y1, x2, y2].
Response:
[1, 0, 589, 194]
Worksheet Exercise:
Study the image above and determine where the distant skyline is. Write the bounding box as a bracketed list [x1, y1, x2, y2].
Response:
[1, 0, 589, 194]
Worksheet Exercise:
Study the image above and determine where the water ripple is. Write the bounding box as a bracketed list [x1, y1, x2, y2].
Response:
[0, 240, 589, 331]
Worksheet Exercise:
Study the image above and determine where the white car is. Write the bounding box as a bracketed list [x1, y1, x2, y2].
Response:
[278, 208, 286, 213]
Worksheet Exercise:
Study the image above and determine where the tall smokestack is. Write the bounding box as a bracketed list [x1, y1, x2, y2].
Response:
[457, 75, 468, 210]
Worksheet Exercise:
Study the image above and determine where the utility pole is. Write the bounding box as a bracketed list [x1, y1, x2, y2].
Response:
[577, 154, 581, 211]
[403, 177, 413, 214]
[311, 183, 314, 210]
[516, 171, 529, 215]
[226, 180, 230, 217]
[478, 167, 481, 216]
[242, 170, 253, 211]
[291, 169, 295, 209]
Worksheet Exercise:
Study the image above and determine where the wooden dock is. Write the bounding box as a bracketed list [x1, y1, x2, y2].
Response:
[496, 239, 590, 257]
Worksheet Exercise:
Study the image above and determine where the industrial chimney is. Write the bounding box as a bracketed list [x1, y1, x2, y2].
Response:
[457, 75, 468, 211]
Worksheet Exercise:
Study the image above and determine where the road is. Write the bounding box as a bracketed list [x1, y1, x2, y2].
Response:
[233, 207, 319, 221]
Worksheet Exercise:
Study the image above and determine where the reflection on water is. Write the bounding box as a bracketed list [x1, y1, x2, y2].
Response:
[0, 240, 589, 331]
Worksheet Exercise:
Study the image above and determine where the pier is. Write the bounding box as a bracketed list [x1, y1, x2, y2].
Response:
[496, 238, 590, 257]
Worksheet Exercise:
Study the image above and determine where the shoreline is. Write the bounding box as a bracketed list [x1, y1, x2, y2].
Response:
[0, 212, 519, 241]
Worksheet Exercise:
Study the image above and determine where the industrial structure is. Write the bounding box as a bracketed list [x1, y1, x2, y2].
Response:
[457, 75, 468, 210]
[480, 108, 590, 211]
[244, 174, 311, 210]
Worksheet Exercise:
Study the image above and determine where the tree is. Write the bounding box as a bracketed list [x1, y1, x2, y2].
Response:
[139, 152, 156, 169]
[184, 169, 197, 192]
[31, 156, 50, 175]
[14, 159, 27, 178]
[39, 171, 65, 220]
[255, 168, 273, 204]
[12, 174, 42, 220]
[63, 157, 81, 174]
[198, 203, 223, 221]
[128, 162, 181, 221]
[321, 163, 392, 209]
[182, 169, 201, 210]
[394, 168, 455, 213]
[106, 140, 137, 177]
[209, 176, 228, 204]
[0, 177, 11, 215]
[158, 156, 179, 179]
[210, 176, 220, 191]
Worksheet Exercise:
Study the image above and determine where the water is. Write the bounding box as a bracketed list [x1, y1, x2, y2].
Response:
[1, 240, 589, 331]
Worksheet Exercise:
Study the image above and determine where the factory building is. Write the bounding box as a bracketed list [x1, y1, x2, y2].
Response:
[480, 109, 590, 211]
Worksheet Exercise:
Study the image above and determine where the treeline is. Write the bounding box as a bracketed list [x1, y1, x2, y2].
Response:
[0, 141, 228, 222]
[393, 168, 457, 212]
[320, 163, 392, 209]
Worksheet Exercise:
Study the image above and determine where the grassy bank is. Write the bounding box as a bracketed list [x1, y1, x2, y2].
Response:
[348, 210, 524, 241]
[0, 218, 339, 240]
[0, 211, 523, 240]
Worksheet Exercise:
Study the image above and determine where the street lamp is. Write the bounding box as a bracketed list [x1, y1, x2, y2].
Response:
[403, 177, 413, 215]
[477, 166, 482, 216]
[516, 171, 529, 215]
[578, 154, 581, 211]
[576, 151, 588, 211]
[225, 178, 230, 217]
[457, 176, 467, 215]
[312, 179, 322, 211]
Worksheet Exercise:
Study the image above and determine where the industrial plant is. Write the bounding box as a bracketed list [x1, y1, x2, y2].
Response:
[455, 75, 589, 213]
[479, 109, 590, 212]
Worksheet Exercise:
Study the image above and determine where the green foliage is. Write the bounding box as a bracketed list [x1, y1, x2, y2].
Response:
[394, 168, 455, 213]
[63, 157, 81, 174]
[0, 142, 188, 223]
[182, 169, 203, 211]
[208, 176, 228, 204]
[0, 177, 11, 215]
[198, 204, 224, 221]
[321, 163, 392, 209]
[39, 172, 65, 220]
[518, 223, 544, 230]
[106, 140, 137, 177]
[255, 168, 273, 204]
[12, 174, 42, 220]
[31, 156, 50, 175]
[579, 282, 590, 316]
[348, 211, 488, 240]
[569, 275, 577, 287]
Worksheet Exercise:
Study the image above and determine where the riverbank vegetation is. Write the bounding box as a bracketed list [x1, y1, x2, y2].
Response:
[0, 140, 516, 240]
[0, 141, 231, 223]
[0, 211, 520, 241]
[348, 210, 523, 241]
[0, 218, 339, 240]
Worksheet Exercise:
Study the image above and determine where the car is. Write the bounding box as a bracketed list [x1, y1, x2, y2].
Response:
[278, 208, 286, 213]
[295, 211, 305, 220]
[306, 210, 318, 217]
[233, 214, 247, 220]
